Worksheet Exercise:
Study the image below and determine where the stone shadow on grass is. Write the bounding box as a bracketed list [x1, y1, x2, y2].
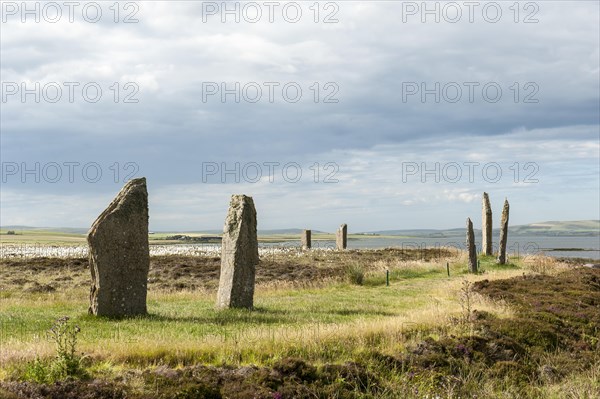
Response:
[134, 308, 296, 326]
[83, 305, 396, 325]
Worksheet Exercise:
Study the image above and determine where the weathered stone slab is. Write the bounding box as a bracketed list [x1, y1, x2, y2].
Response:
[467, 217, 477, 273]
[301, 229, 311, 250]
[88, 177, 149, 317]
[482, 192, 493, 256]
[216, 194, 259, 309]
[336, 224, 347, 250]
[497, 199, 510, 265]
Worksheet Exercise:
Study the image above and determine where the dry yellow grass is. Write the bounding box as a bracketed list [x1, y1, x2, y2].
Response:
[522, 254, 570, 275]
[1, 266, 522, 370]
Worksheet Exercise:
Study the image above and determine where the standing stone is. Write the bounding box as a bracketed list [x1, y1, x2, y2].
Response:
[336, 224, 347, 250]
[216, 195, 259, 310]
[482, 192, 493, 256]
[88, 178, 149, 317]
[467, 218, 477, 273]
[497, 199, 510, 265]
[301, 229, 311, 250]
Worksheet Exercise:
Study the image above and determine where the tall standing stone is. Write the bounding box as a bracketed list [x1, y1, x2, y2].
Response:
[482, 192, 493, 256]
[216, 194, 259, 310]
[467, 217, 477, 273]
[301, 229, 311, 250]
[497, 198, 510, 265]
[88, 177, 149, 317]
[336, 224, 347, 250]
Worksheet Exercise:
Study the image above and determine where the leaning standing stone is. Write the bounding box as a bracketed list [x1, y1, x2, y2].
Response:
[301, 229, 311, 250]
[467, 217, 477, 273]
[216, 194, 259, 309]
[336, 224, 347, 250]
[88, 177, 149, 317]
[497, 199, 510, 265]
[482, 192, 493, 256]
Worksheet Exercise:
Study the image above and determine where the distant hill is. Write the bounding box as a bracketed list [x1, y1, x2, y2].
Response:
[153, 229, 327, 235]
[365, 220, 600, 237]
[360, 228, 464, 238]
[259, 229, 327, 235]
[0, 226, 89, 234]
[0, 226, 326, 236]
[509, 220, 600, 236]
[2, 221, 598, 237]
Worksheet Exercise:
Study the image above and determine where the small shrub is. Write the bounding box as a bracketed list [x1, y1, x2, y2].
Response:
[345, 263, 365, 285]
[23, 358, 50, 384]
[175, 385, 221, 399]
[22, 316, 87, 383]
[458, 280, 475, 327]
[47, 316, 85, 378]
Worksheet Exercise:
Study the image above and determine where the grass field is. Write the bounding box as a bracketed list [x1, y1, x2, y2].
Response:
[0, 246, 598, 398]
[0, 229, 405, 246]
[0, 230, 86, 245]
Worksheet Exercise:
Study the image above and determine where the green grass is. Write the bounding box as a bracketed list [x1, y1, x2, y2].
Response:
[1, 278, 442, 363]
[0, 252, 518, 369]
[1, 249, 598, 398]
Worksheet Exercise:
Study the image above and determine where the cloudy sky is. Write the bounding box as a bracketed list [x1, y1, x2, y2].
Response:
[1, 1, 599, 232]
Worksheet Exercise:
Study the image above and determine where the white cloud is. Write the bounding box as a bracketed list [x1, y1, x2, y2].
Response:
[1, 1, 598, 231]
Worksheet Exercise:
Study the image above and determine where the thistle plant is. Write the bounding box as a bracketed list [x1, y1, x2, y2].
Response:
[46, 316, 84, 378]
